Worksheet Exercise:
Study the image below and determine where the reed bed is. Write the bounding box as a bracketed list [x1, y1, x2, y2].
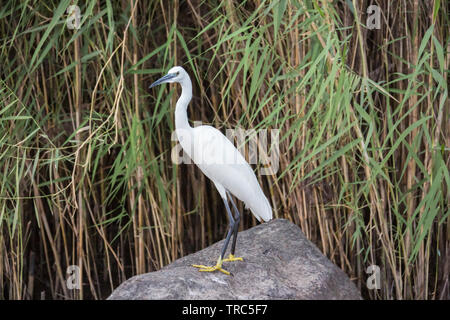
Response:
[0, 0, 448, 299]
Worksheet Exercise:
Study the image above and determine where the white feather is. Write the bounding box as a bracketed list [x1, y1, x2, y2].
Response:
[178, 125, 272, 222]
[152, 65, 273, 223]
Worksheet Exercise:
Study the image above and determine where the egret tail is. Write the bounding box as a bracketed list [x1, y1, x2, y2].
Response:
[246, 191, 272, 222]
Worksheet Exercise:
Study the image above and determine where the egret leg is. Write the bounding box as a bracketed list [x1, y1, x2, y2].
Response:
[192, 197, 236, 275]
[222, 192, 243, 262]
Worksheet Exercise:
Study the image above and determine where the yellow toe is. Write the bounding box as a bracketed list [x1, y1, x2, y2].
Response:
[192, 258, 231, 275]
[222, 254, 244, 262]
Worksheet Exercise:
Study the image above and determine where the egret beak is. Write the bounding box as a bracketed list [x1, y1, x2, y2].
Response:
[149, 73, 177, 88]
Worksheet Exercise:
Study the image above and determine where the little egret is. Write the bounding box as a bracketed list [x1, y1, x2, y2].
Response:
[149, 66, 272, 275]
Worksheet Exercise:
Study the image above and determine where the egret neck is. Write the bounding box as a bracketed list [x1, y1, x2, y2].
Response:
[174, 76, 193, 131]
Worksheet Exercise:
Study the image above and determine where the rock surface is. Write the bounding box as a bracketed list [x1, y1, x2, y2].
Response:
[108, 219, 362, 300]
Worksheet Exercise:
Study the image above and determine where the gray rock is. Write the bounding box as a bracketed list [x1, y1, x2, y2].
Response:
[108, 219, 362, 300]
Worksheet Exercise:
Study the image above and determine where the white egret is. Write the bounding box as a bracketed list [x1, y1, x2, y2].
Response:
[149, 66, 272, 275]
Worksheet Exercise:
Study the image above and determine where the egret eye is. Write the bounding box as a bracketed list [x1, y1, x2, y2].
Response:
[176, 71, 180, 76]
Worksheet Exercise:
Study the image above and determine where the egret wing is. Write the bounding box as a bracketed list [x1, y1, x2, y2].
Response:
[190, 126, 272, 222]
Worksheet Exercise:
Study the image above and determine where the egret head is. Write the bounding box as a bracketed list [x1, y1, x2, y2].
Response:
[149, 66, 188, 88]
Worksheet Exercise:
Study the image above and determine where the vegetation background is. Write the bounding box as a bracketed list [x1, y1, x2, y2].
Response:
[0, 0, 448, 300]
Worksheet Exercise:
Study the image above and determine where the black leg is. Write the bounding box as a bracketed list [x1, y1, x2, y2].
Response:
[219, 197, 235, 259]
[227, 191, 241, 256]
[192, 195, 237, 275]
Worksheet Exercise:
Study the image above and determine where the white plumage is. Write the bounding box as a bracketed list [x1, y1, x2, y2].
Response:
[149, 66, 272, 274]
[187, 125, 272, 222]
[153, 66, 272, 222]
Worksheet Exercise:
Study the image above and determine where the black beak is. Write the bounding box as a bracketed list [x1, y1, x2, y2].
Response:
[149, 73, 177, 88]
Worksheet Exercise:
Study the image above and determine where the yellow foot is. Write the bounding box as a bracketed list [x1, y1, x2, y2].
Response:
[192, 256, 232, 275]
[192, 263, 230, 275]
[222, 254, 243, 262]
